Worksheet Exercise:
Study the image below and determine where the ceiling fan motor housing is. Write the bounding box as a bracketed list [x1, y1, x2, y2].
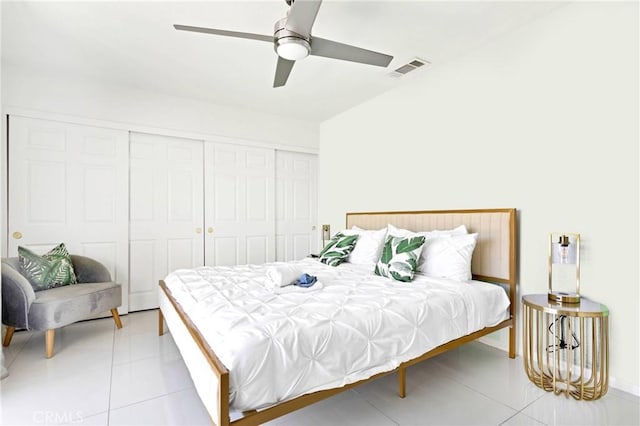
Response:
[274, 17, 311, 60]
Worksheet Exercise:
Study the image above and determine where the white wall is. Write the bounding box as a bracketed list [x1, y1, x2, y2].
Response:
[319, 2, 638, 394]
[2, 67, 318, 151]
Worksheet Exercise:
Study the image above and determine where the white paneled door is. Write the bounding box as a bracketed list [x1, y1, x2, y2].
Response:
[275, 151, 318, 261]
[8, 116, 130, 312]
[204, 142, 275, 266]
[129, 132, 204, 311]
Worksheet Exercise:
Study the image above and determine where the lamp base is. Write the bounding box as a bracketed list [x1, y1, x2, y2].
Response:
[548, 291, 581, 304]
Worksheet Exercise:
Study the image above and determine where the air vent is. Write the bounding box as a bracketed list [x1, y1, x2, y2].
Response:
[390, 57, 430, 78]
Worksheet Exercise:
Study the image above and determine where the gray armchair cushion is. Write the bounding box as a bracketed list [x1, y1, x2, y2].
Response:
[28, 281, 121, 330]
[2, 255, 121, 331]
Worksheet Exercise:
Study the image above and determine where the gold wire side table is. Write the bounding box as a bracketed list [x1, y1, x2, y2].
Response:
[522, 294, 609, 400]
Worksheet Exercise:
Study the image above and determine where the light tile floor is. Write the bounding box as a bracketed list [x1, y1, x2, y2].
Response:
[1, 310, 638, 426]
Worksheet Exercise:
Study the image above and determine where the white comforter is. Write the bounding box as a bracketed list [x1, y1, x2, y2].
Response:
[163, 258, 509, 411]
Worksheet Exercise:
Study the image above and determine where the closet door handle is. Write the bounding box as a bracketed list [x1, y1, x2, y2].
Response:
[12, 231, 23, 240]
[207, 227, 214, 234]
[195, 227, 202, 234]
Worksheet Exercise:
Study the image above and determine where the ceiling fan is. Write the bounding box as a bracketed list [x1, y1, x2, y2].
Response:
[174, 0, 393, 88]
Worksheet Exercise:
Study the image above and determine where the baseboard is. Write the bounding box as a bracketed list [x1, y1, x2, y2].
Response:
[609, 377, 640, 397]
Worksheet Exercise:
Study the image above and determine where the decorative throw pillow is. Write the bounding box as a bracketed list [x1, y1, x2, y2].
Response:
[318, 233, 359, 267]
[18, 243, 77, 291]
[417, 233, 479, 281]
[374, 234, 426, 282]
[342, 227, 387, 265]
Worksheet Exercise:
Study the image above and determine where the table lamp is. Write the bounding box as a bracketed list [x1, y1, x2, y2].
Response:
[548, 232, 581, 304]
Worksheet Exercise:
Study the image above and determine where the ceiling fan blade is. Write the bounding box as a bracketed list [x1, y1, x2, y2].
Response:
[310, 37, 393, 67]
[174, 24, 273, 43]
[273, 57, 296, 88]
[285, 0, 322, 39]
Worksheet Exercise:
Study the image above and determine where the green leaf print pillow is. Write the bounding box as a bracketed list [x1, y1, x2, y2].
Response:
[18, 243, 78, 291]
[374, 234, 426, 282]
[319, 233, 359, 267]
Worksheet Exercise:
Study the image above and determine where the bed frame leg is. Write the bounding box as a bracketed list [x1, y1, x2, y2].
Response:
[158, 309, 165, 336]
[398, 366, 406, 398]
[509, 324, 516, 359]
[220, 371, 231, 426]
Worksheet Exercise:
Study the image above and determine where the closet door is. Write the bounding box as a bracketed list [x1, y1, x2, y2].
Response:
[275, 151, 318, 261]
[8, 116, 129, 312]
[204, 142, 275, 266]
[129, 132, 204, 311]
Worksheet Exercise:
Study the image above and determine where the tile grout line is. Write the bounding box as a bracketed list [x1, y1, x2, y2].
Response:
[107, 321, 117, 425]
[498, 393, 550, 426]
[109, 386, 198, 413]
[5, 330, 34, 369]
[425, 354, 553, 425]
[498, 410, 546, 426]
[503, 393, 547, 425]
[430, 358, 523, 413]
[104, 312, 195, 415]
[432, 352, 548, 402]
[410, 363, 549, 426]
[352, 388, 401, 426]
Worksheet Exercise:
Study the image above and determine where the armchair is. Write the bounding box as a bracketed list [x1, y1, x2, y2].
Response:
[2, 255, 123, 358]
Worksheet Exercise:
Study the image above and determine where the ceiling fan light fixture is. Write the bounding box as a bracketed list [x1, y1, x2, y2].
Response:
[276, 37, 310, 61]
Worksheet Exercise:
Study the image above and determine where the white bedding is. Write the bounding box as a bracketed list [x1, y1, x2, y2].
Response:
[163, 258, 510, 411]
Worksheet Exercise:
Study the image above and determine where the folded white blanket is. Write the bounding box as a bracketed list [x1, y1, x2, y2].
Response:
[265, 264, 303, 288]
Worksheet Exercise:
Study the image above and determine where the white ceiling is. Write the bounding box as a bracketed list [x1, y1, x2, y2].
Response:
[2, 1, 565, 122]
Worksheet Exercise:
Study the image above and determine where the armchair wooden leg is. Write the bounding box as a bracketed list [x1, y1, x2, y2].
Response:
[398, 366, 406, 398]
[45, 329, 55, 358]
[111, 309, 123, 329]
[158, 309, 165, 336]
[3, 326, 16, 347]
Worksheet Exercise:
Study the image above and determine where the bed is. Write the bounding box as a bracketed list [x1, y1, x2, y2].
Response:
[158, 208, 517, 426]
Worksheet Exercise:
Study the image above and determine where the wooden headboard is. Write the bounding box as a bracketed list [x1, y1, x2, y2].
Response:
[346, 208, 517, 286]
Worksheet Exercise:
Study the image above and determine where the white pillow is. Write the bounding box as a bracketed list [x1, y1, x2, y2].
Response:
[385, 224, 471, 278]
[386, 223, 468, 239]
[342, 227, 387, 265]
[417, 233, 478, 281]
